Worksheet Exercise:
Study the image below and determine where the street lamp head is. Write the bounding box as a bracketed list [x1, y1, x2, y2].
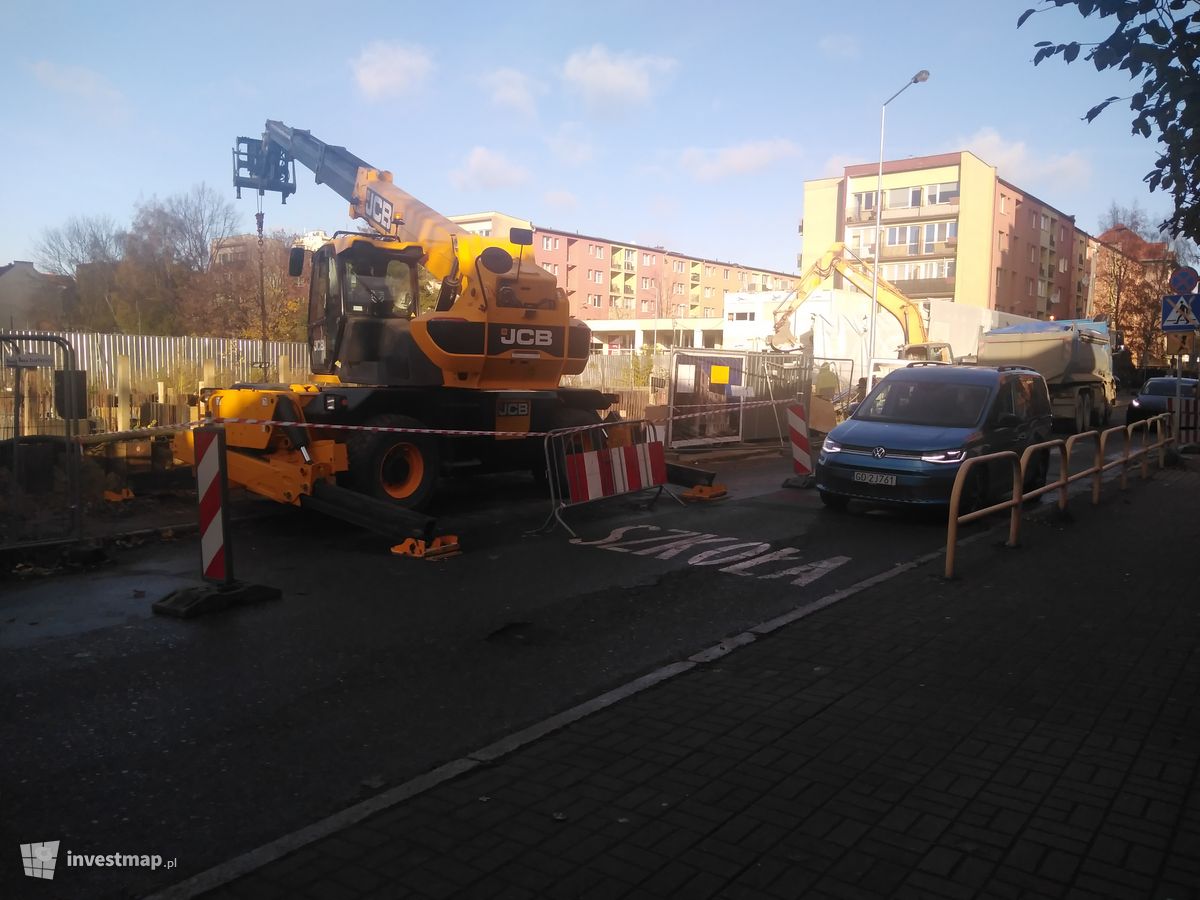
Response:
[913, 69, 930, 84]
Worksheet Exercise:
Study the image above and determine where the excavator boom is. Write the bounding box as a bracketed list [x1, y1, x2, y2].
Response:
[770, 242, 928, 351]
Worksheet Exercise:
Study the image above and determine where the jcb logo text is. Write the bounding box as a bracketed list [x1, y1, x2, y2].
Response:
[499, 328, 553, 347]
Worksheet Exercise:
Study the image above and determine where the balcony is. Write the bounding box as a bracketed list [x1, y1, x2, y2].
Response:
[890, 276, 955, 298]
[845, 209, 876, 225]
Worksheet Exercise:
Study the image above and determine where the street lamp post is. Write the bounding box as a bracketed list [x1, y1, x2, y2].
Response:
[866, 70, 930, 382]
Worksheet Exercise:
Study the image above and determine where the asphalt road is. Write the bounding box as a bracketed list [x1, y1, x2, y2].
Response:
[0, 438, 1141, 899]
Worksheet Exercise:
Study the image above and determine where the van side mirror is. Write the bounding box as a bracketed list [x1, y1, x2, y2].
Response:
[509, 227, 534, 246]
[288, 247, 306, 277]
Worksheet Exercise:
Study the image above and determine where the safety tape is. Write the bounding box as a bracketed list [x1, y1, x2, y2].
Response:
[71, 396, 807, 444]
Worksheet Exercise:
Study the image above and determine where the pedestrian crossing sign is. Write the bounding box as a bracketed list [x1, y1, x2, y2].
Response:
[1162, 295, 1200, 332]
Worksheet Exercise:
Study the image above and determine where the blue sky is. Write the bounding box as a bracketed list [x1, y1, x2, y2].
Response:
[2, 0, 1166, 275]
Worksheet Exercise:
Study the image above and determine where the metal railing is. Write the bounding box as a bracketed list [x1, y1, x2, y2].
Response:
[945, 413, 1175, 578]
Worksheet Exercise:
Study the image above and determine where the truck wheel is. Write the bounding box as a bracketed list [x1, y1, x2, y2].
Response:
[1073, 392, 1090, 434]
[347, 414, 439, 511]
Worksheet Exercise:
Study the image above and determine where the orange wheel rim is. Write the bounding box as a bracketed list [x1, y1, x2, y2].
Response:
[380, 444, 424, 499]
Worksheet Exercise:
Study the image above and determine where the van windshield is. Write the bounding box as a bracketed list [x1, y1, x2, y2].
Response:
[856, 380, 991, 428]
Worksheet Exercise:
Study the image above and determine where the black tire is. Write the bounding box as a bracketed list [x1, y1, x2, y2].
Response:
[345, 413, 439, 511]
[1022, 449, 1048, 496]
[959, 468, 988, 515]
[818, 490, 849, 512]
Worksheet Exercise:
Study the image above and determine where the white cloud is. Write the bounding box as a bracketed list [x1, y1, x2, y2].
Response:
[450, 147, 530, 190]
[562, 45, 676, 107]
[680, 139, 801, 182]
[817, 34, 861, 60]
[30, 61, 127, 115]
[822, 154, 859, 177]
[962, 127, 1092, 188]
[351, 42, 432, 99]
[547, 123, 594, 166]
[544, 190, 578, 210]
[481, 68, 541, 116]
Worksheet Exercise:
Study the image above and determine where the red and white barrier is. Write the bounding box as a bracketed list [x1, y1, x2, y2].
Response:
[565, 442, 668, 504]
[194, 425, 232, 584]
[787, 403, 812, 476]
[542, 419, 679, 535]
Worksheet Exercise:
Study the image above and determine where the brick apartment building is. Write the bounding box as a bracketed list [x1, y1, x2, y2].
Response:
[800, 151, 1101, 322]
[449, 211, 797, 350]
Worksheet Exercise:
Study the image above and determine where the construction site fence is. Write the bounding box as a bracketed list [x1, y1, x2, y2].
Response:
[0, 333, 678, 439]
[0, 330, 310, 441]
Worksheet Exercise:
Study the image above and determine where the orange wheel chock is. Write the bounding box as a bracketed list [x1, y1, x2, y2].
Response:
[680, 484, 728, 502]
[390, 535, 461, 560]
[103, 488, 136, 502]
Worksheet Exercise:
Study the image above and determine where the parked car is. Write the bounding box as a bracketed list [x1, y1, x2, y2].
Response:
[1126, 377, 1199, 425]
[815, 363, 1054, 512]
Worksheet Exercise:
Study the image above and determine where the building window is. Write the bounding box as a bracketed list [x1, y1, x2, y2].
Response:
[1059, 258, 1068, 274]
[926, 182, 959, 205]
[723, 268, 729, 279]
[642, 252, 656, 265]
[998, 231, 1008, 252]
[704, 307, 714, 317]
[542, 236, 553, 251]
[923, 221, 957, 253]
[641, 276, 651, 289]
[1000, 195, 1008, 214]
[704, 265, 715, 276]
[703, 286, 713, 298]
[554, 238, 560, 250]
[672, 282, 684, 295]
[596, 246, 604, 260]
[887, 225, 920, 253]
[1029, 245, 1036, 263]
[1027, 278, 1034, 296]
[588, 293, 600, 307]
[673, 260, 686, 273]
[887, 187, 922, 209]
[1038, 280, 1048, 298]
[852, 191, 876, 213]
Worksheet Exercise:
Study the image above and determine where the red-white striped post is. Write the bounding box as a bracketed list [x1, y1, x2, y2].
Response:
[786, 403, 813, 476]
[194, 425, 233, 585]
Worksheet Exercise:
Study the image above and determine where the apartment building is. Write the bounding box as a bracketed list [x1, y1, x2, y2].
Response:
[800, 151, 1097, 321]
[450, 211, 797, 349]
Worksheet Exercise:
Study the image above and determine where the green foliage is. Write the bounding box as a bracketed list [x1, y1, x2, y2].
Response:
[1019, 0, 1200, 240]
[629, 347, 655, 388]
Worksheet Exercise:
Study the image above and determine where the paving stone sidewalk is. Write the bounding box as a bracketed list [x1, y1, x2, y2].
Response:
[194, 465, 1200, 900]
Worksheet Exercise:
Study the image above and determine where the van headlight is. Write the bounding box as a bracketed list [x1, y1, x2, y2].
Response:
[921, 449, 967, 464]
[822, 436, 842, 453]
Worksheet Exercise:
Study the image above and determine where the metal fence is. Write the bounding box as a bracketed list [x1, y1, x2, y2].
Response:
[0, 331, 310, 439]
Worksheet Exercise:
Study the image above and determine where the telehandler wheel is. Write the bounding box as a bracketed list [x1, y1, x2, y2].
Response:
[347, 414, 439, 511]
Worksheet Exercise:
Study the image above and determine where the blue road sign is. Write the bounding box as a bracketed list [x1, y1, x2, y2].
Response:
[1162, 295, 1200, 332]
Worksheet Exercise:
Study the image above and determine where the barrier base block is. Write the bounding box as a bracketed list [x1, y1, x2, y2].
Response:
[782, 474, 815, 489]
[152, 581, 282, 619]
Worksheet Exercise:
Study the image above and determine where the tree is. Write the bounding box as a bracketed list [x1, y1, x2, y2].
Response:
[33, 215, 123, 277]
[1091, 205, 1178, 364]
[1018, 1, 1200, 241]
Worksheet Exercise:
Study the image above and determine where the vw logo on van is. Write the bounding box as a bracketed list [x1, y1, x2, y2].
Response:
[872, 447, 887, 459]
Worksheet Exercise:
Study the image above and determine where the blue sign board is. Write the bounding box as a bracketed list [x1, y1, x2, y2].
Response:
[1162, 295, 1200, 332]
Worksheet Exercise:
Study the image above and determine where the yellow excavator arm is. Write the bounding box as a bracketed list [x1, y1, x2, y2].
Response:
[770, 242, 928, 351]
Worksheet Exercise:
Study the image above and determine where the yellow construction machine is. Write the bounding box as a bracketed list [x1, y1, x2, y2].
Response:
[174, 122, 613, 537]
[768, 242, 952, 364]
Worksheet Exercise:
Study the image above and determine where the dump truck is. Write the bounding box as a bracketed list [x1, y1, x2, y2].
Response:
[975, 321, 1117, 433]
